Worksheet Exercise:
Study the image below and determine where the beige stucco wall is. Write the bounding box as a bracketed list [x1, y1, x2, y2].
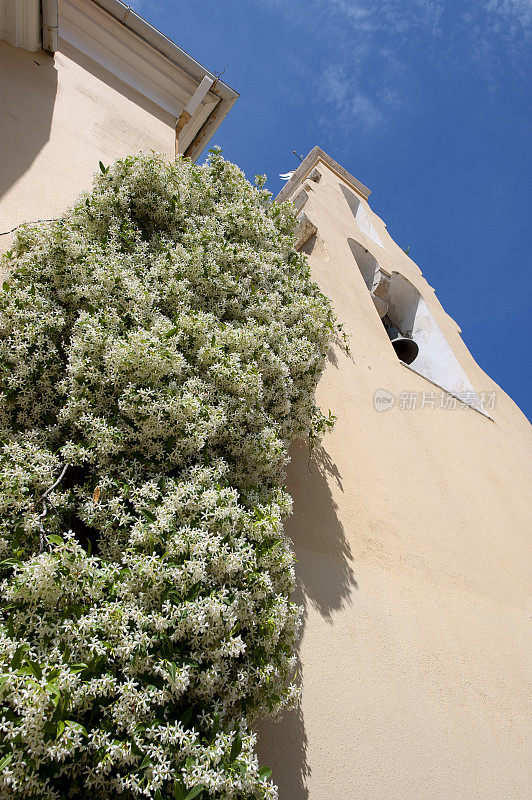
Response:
[1, 43, 529, 793]
[0, 39, 175, 250]
[257, 160, 531, 799]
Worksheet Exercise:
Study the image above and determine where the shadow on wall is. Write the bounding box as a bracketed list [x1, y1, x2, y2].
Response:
[0, 43, 58, 201]
[0, 39, 174, 216]
[255, 578, 310, 800]
[256, 441, 358, 799]
[300, 232, 329, 262]
[341, 183, 362, 219]
[341, 185, 383, 248]
[348, 238, 379, 289]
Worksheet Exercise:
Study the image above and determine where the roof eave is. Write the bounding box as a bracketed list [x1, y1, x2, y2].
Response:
[41, 0, 238, 160]
[90, 0, 238, 107]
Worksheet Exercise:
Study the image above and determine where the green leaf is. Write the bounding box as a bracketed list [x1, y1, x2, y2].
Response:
[26, 658, 43, 680]
[164, 327, 179, 339]
[185, 581, 202, 601]
[140, 509, 156, 523]
[47, 534, 64, 546]
[70, 663, 88, 674]
[139, 753, 152, 771]
[0, 558, 21, 571]
[166, 661, 177, 681]
[0, 754, 13, 771]
[230, 732, 242, 763]
[65, 720, 88, 737]
[99, 161, 108, 174]
[258, 766, 272, 779]
[184, 786, 205, 800]
[46, 683, 61, 706]
[56, 721, 65, 739]
[173, 780, 187, 800]
[10, 644, 28, 670]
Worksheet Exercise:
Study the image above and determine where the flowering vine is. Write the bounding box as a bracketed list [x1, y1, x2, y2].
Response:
[0, 150, 336, 799]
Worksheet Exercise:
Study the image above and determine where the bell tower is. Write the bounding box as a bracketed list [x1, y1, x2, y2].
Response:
[258, 147, 531, 800]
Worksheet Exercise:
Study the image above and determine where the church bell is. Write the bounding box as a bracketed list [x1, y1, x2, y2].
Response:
[383, 316, 419, 365]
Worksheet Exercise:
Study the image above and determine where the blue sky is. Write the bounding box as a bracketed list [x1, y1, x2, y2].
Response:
[133, 0, 531, 419]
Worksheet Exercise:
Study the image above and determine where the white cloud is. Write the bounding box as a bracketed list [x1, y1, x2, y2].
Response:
[485, 0, 532, 30]
[253, 0, 530, 138]
[130, 0, 530, 143]
[317, 65, 384, 134]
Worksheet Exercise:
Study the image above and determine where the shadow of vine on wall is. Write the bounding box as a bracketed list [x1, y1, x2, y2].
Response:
[256, 440, 358, 799]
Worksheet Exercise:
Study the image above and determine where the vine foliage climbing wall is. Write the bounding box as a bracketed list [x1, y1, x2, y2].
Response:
[0, 150, 336, 800]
